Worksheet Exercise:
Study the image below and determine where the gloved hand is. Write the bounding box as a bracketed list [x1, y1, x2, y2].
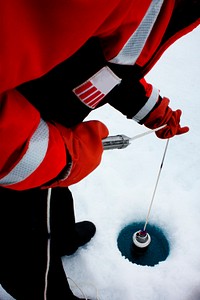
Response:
[144, 97, 189, 139]
[44, 120, 109, 188]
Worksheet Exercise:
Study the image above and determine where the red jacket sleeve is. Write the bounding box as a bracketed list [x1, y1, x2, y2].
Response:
[0, 90, 67, 190]
[0, 89, 108, 191]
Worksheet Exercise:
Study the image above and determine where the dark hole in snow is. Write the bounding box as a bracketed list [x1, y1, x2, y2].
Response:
[117, 222, 170, 266]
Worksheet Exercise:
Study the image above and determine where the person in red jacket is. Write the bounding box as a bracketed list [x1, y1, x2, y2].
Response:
[0, 0, 199, 299]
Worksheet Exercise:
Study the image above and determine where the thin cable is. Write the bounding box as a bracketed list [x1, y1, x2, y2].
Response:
[67, 277, 88, 299]
[143, 139, 169, 232]
[44, 192, 100, 300]
[67, 277, 101, 300]
[44, 188, 52, 300]
[129, 124, 167, 141]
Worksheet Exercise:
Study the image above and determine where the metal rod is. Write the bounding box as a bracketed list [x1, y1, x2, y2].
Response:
[102, 124, 167, 150]
[143, 139, 170, 232]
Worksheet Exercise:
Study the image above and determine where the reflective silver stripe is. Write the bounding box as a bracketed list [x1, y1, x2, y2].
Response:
[109, 0, 164, 65]
[132, 86, 159, 122]
[0, 119, 49, 185]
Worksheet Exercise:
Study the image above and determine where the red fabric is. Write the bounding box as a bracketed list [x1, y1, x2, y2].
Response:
[0, 0, 199, 93]
[0, 0, 199, 189]
[0, 91, 67, 190]
[0, 90, 40, 176]
[0, 0, 121, 93]
[1, 0, 187, 94]
[6, 122, 67, 190]
[44, 121, 109, 188]
[144, 97, 189, 139]
[136, 0, 174, 67]
[139, 78, 153, 98]
[0, 0, 152, 190]
[98, 0, 152, 61]
[1, 117, 109, 190]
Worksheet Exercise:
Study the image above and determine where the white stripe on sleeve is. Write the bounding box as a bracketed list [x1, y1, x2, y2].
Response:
[0, 119, 49, 185]
[132, 86, 159, 122]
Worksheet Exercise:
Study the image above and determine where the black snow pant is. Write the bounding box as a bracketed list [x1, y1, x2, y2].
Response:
[0, 186, 79, 300]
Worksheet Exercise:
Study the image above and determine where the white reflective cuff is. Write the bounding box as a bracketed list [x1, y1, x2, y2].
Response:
[132, 86, 159, 122]
[0, 119, 49, 186]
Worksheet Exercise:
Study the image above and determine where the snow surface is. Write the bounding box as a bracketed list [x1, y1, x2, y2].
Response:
[1, 26, 200, 300]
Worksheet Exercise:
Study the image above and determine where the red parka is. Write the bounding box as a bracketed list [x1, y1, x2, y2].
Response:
[0, 0, 199, 190]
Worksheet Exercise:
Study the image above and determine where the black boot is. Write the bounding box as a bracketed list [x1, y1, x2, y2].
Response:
[49, 188, 96, 256]
[63, 221, 96, 256]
